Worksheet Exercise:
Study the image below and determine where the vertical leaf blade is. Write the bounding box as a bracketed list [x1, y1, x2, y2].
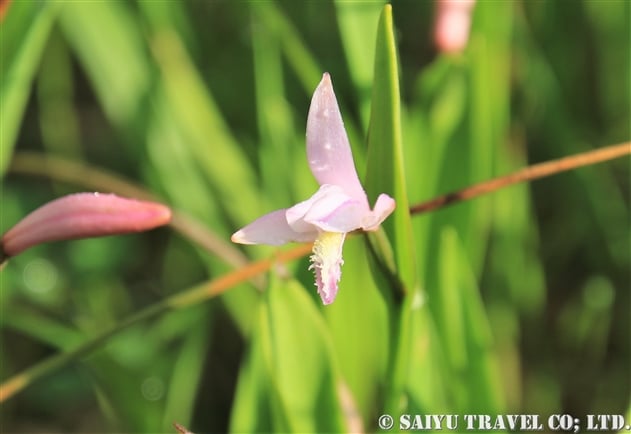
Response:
[1, 1, 57, 175]
[231, 276, 346, 433]
[365, 4, 416, 291]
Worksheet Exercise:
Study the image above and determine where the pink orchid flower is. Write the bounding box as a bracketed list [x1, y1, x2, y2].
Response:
[231, 73, 396, 304]
[1, 193, 171, 259]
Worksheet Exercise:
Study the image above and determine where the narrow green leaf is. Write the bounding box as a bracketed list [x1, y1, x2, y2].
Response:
[229, 317, 285, 433]
[437, 228, 468, 373]
[407, 58, 464, 277]
[253, 2, 321, 96]
[491, 146, 546, 314]
[36, 31, 82, 161]
[406, 302, 450, 414]
[334, 0, 385, 127]
[147, 26, 265, 227]
[251, 4, 306, 206]
[438, 226, 505, 413]
[265, 277, 345, 433]
[0, 1, 57, 174]
[324, 236, 388, 425]
[466, 0, 513, 274]
[162, 316, 210, 430]
[60, 1, 150, 127]
[231, 276, 346, 433]
[1, 306, 83, 349]
[364, 5, 419, 417]
[365, 4, 416, 291]
[435, 227, 468, 410]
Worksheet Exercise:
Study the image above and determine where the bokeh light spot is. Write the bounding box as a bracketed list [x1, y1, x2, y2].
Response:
[23, 259, 58, 294]
[141, 376, 165, 401]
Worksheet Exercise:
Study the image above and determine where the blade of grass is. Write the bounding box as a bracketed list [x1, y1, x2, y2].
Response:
[147, 28, 264, 226]
[59, 1, 150, 128]
[259, 276, 346, 432]
[252, 2, 321, 96]
[466, 0, 513, 274]
[364, 4, 418, 416]
[435, 225, 467, 410]
[162, 315, 211, 431]
[323, 235, 388, 424]
[1, 306, 83, 349]
[36, 30, 82, 162]
[251, 4, 299, 206]
[334, 0, 385, 127]
[230, 304, 292, 434]
[0, 0, 58, 175]
[437, 227, 504, 413]
[365, 5, 416, 290]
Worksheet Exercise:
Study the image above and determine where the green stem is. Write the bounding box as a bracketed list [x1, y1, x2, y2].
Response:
[384, 296, 414, 416]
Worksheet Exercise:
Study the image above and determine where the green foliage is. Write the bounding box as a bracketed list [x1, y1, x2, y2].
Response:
[1, 1, 628, 432]
[1, 1, 58, 174]
[231, 276, 345, 433]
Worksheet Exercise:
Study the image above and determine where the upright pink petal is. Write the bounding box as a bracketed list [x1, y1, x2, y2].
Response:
[306, 73, 367, 203]
[1, 193, 172, 257]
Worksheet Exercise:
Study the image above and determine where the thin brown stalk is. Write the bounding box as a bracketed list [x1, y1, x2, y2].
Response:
[410, 142, 630, 215]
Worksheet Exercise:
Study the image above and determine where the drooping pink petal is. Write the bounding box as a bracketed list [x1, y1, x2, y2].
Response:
[1, 193, 172, 257]
[361, 193, 397, 231]
[231, 209, 317, 246]
[306, 73, 367, 203]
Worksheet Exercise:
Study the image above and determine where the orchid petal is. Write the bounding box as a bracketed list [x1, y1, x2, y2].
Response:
[287, 184, 368, 233]
[305, 200, 366, 233]
[284, 187, 331, 233]
[361, 193, 397, 231]
[306, 73, 367, 203]
[231, 209, 317, 246]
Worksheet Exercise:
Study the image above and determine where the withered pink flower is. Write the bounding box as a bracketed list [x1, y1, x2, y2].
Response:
[1, 193, 171, 258]
[231, 73, 395, 305]
[434, 0, 476, 53]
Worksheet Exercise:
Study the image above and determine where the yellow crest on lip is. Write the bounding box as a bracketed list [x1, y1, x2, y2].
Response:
[309, 232, 346, 304]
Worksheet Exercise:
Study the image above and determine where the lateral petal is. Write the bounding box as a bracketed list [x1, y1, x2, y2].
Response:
[231, 209, 317, 246]
[287, 185, 367, 234]
[361, 193, 397, 231]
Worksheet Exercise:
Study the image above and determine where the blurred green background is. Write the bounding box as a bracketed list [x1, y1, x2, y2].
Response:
[0, 1, 629, 433]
